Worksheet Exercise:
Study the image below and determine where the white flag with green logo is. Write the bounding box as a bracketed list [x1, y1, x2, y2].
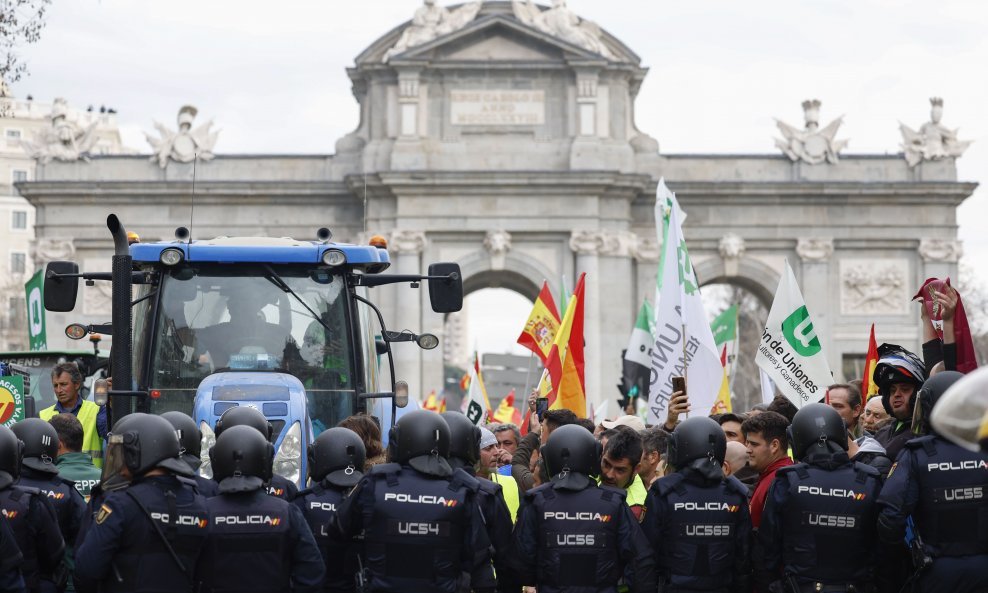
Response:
[647, 181, 724, 424]
[755, 260, 833, 408]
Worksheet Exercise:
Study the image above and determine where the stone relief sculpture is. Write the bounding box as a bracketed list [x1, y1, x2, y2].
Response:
[32, 238, 75, 267]
[383, 0, 482, 62]
[899, 98, 971, 167]
[512, 0, 616, 59]
[145, 105, 219, 168]
[21, 98, 99, 163]
[483, 230, 512, 256]
[774, 100, 848, 165]
[840, 260, 908, 315]
[718, 234, 745, 260]
[918, 238, 962, 263]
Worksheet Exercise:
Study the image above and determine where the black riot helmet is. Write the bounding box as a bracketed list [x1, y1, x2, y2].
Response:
[915, 371, 965, 436]
[790, 403, 849, 462]
[668, 416, 727, 468]
[387, 410, 452, 478]
[215, 405, 273, 440]
[11, 418, 60, 475]
[542, 424, 600, 491]
[440, 411, 480, 470]
[0, 425, 23, 489]
[308, 427, 365, 487]
[161, 411, 202, 472]
[103, 413, 192, 482]
[210, 425, 274, 494]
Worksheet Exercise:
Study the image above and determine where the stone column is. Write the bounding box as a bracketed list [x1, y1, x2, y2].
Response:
[389, 230, 427, 396]
[596, 230, 637, 416]
[569, 230, 604, 414]
[796, 238, 835, 375]
[391, 69, 426, 170]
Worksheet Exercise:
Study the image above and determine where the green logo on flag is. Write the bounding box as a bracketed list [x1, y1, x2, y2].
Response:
[782, 306, 821, 356]
[24, 270, 47, 351]
[677, 240, 698, 295]
[466, 400, 483, 425]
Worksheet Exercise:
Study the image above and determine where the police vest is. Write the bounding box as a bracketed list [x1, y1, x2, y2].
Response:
[0, 485, 49, 590]
[108, 480, 208, 593]
[528, 483, 623, 589]
[362, 463, 472, 593]
[776, 462, 881, 585]
[296, 481, 356, 593]
[40, 401, 103, 468]
[906, 436, 988, 557]
[17, 472, 82, 545]
[654, 473, 748, 590]
[490, 472, 520, 523]
[199, 492, 294, 593]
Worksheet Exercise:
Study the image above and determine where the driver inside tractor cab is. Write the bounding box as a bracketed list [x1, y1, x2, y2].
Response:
[194, 289, 292, 370]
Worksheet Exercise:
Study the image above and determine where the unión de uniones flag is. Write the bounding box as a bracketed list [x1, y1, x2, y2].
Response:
[755, 260, 833, 408]
[711, 304, 739, 379]
[647, 180, 724, 424]
[622, 298, 653, 401]
[25, 270, 47, 352]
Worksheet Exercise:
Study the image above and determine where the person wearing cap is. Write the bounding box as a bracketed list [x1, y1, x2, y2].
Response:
[599, 426, 649, 522]
[12, 418, 85, 592]
[197, 425, 324, 593]
[74, 413, 208, 593]
[49, 413, 102, 502]
[294, 427, 366, 593]
[332, 410, 494, 593]
[877, 372, 988, 593]
[0, 424, 65, 593]
[510, 424, 656, 593]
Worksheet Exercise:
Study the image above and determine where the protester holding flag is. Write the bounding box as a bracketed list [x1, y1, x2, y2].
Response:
[916, 278, 979, 375]
[516, 281, 562, 435]
[536, 273, 587, 417]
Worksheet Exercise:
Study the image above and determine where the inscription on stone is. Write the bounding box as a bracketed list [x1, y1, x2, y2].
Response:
[450, 90, 545, 125]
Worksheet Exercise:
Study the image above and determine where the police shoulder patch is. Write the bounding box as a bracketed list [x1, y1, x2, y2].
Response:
[887, 462, 897, 479]
[95, 504, 113, 525]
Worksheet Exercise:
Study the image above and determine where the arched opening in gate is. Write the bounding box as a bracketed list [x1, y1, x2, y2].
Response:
[700, 280, 771, 414]
[442, 269, 543, 409]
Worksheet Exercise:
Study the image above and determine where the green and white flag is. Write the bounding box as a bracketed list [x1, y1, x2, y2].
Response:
[648, 179, 724, 423]
[622, 299, 653, 400]
[755, 261, 832, 408]
[24, 270, 47, 351]
[710, 304, 739, 379]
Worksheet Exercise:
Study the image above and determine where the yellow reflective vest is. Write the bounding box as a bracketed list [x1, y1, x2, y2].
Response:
[490, 472, 520, 523]
[40, 399, 103, 468]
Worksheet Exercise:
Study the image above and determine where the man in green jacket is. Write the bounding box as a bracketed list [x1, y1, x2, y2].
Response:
[49, 413, 101, 501]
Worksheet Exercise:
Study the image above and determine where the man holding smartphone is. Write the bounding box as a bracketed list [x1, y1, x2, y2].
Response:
[510, 390, 578, 492]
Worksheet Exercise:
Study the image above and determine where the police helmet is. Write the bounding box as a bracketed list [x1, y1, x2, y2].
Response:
[210, 425, 274, 494]
[915, 371, 964, 436]
[440, 411, 480, 470]
[668, 416, 727, 468]
[388, 410, 451, 478]
[542, 424, 599, 491]
[308, 427, 365, 487]
[11, 418, 60, 475]
[931, 366, 988, 452]
[873, 343, 926, 416]
[161, 411, 202, 472]
[0, 425, 23, 489]
[215, 405, 273, 440]
[104, 413, 192, 479]
[789, 403, 848, 462]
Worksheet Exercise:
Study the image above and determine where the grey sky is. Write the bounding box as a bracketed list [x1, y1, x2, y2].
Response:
[12, 0, 988, 356]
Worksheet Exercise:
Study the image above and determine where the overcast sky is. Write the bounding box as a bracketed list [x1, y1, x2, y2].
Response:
[11, 0, 988, 356]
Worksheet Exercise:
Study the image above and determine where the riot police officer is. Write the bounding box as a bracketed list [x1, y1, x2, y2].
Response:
[510, 424, 656, 593]
[196, 425, 324, 593]
[642, 416, 750, 593]
[441, 411, 518, 592]
[0, 513, 25, 592]
[161, 411, 219, 497]
[333, 409, 494, 593]
[294, 427, 366, 593]
[877, 371, 988, 593]
[74, 413, 209, 593]
[12, 419, 86, 552]
[757, 403, 884, 593]
[214, 406, 297, 501]
[0, 424, 66, 593]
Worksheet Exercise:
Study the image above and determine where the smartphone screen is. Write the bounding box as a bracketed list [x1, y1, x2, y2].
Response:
[672, 376, 687, 396]
[536, 397, 549, 419]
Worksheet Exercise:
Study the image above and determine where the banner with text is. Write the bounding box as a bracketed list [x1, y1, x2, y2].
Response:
[25, 270, 47, 351]
[755, 261, 833, 408]
[0, 376, 25, 428]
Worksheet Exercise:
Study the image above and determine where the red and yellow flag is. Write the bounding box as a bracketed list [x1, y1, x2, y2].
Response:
[493, 389, 523, 425]
[517, 281, 562, 364]
[711, 344, 732, 414]
[422, 390, 439, 411]
[437, 397, 447, 413]
[862, 324, 880, 400]
[538, 273, 586, 417]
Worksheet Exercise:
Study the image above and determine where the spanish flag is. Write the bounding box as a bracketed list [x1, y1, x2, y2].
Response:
[538, 273, 586, 417]
[422, 390, 439, 411]
[493, 389, 523, 425]
[862, 324, 880, 400]
[517, 281, 562, 364]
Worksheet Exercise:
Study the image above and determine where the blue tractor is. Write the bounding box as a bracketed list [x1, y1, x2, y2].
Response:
[43, 216, 462, 486]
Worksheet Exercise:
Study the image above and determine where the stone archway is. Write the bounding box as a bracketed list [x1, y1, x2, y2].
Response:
[458, 248, 549, 302]
[694, 256, 780, 310]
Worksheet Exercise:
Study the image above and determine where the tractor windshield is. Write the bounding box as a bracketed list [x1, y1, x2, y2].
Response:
[144, 264, 356, 425]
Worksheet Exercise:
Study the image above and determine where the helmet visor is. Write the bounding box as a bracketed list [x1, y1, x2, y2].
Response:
[100, 435, 130, 488]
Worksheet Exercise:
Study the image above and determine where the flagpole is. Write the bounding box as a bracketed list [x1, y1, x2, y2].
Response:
[727, 300, 739, 395]
[522, 351, 535, 401]
[682, 321, 688, 419]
